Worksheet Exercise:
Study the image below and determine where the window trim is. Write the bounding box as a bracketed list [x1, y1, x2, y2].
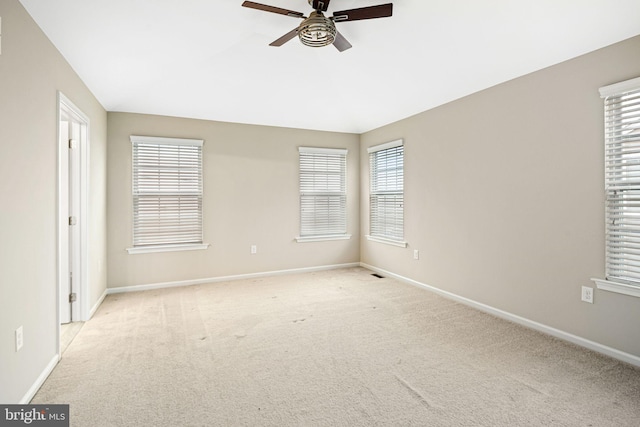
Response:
[296, 146, 351, 243]
[127, 135, 209, 254]
[598, 76, 640, 98]
[366, 234, 407, 248]
[366, 139, 407, 247]
[591, 278, 640, 299]
[593, 77, 640, 298]
[127, 243, 209, 255]
[295, 235, 352, 243]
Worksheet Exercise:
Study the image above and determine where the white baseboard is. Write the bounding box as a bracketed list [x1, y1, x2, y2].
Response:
[21, 354, 58, 404]
[361, 263, 640, 368]
[88, 288, 107, 319]
[107, 262, 361, 295]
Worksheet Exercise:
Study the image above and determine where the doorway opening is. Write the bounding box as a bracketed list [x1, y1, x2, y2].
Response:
[57, 92, 90, 355]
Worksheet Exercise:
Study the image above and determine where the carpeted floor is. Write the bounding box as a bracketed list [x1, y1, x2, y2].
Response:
[33, 267, 640, 426]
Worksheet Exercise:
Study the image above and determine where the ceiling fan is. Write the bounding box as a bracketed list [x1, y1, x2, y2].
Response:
[242, 0, 393, 52]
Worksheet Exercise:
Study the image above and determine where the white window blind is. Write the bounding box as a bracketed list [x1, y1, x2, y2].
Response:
[601, 77, 640, 287]
[368, 140, 404, 243]
[298, 147, 348, 239]
[131, 136, 204, 248]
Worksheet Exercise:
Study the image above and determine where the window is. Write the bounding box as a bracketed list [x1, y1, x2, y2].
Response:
[127, 136, 208, 254]
[367, 139, 406, 246]
[594, 77, 640, 297]
[297, 147, 350, 242]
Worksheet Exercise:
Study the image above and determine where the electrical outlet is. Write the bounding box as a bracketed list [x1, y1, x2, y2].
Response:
[251, 245, 257, 254]
[413, 249, 419, 260]
[16, 326, 23, 352]
[581, 286, 594, 304]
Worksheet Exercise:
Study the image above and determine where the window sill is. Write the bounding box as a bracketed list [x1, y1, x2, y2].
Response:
[591, 278, 640, 298]
[296, 234, 352, 243]
[127, 243, 210, 255]
[366, 235, 408, 248]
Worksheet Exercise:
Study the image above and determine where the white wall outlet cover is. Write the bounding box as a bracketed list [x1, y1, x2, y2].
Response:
[16, 326, 23, 351]
[581, 286, 594, 304]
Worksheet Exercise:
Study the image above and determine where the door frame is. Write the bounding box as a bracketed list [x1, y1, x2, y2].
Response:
[57, 92, 90, 353]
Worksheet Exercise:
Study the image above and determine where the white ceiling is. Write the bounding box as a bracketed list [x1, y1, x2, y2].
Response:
[19, 0, 640, 133]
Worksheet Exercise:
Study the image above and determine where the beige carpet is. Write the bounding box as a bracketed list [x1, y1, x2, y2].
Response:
[33, 267, 640, 426]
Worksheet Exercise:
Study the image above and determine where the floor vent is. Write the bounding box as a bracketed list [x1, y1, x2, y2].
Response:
[371, 273, 384, 279]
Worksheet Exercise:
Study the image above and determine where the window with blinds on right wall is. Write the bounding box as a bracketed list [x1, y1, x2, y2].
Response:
[593, 76, 640, 298]
[367, 139, 407, 247]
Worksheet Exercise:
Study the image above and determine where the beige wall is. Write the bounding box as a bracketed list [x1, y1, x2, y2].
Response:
[0, 0, 108, 403]
[361, 35, 640, 357]
[107, 113, 360, 288]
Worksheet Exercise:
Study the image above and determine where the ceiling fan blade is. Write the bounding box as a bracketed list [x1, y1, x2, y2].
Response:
[242, 1, 305, 18]
[332, 3, 393, 22]
[269, 27, 299, 47]
[333, 31, 352, 52]
[312, 0, 331, 12]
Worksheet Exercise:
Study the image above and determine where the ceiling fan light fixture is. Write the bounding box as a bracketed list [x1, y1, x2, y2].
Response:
[242, 1, 393, 52]
[298, 11, 336, 48]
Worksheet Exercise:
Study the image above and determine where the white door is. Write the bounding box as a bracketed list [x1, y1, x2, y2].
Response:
[59, 114, 71, 324]
[68, 120, 81, 322]
[59, 102, 84, 324]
